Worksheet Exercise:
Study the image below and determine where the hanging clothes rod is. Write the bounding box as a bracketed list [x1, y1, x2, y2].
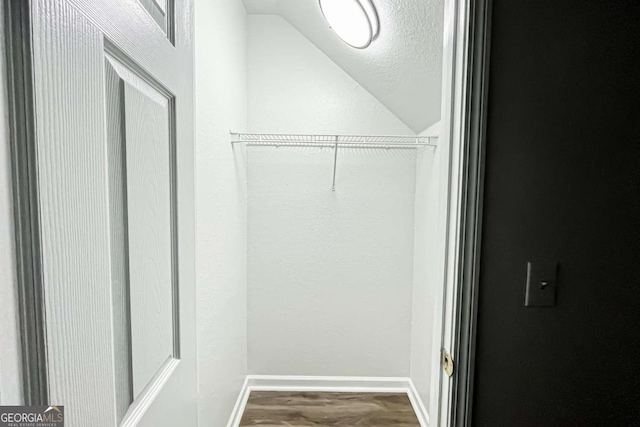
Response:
[230, 132, 438, 148]
[230, 132, 438, 191]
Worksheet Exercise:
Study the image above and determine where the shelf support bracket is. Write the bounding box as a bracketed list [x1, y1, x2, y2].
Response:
[331, 136, 338, 191]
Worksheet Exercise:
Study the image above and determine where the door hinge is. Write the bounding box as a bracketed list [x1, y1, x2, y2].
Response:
[442, 349, 454, 377]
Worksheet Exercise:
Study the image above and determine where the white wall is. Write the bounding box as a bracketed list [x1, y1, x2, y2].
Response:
[410, 123, 442, 407]
[248, 15, 415, 135]
[246, 15, 417, 377]
[194, 0, 248, 425]
[0, 5, 23, 404]
[275, 0, 444, 133]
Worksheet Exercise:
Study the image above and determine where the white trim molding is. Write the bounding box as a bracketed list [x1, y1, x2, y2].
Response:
[227, 375, 430, 427]
[226, 376, 251, 427]
[407, 379, 431, 427]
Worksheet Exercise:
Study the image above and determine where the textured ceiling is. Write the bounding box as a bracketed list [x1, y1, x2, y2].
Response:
[242, 0, 444, 133]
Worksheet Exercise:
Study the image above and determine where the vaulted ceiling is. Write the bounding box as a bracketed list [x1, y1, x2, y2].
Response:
[242, 0, 444, 134]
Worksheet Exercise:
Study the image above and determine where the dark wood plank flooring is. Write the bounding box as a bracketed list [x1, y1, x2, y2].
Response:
[239, 391, 420, 426]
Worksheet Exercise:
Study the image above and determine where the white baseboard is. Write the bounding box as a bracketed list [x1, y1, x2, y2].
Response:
[226, 376, 251, 427]
[407, 379, 431, 427]
[227, 375, 430, 427]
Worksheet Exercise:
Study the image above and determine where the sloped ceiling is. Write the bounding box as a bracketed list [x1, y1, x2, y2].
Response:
[242, 0, 444, 134]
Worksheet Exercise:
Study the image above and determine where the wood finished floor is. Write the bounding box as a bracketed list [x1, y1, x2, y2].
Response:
[239, 391, 420, 427]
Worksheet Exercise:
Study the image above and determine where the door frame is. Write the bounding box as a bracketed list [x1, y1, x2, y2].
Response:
[3, 0, 48, 406]
[436, 0, 492, 425]
[450, 0, 492, 424]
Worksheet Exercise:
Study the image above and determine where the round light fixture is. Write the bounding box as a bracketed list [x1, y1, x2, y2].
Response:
[319, 0, 380, 49]
[358, 0, 380, 40]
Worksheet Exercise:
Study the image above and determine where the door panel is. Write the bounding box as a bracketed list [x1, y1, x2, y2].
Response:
[29, 0, 195, 425]
[122, 76, 173, 399]
[137, 0, 172, 40]
[104, 50, 178, 414]
[104, 57, 132, 422]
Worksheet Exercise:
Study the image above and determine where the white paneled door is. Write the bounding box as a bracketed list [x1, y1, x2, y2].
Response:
[28, 0, 196, 425]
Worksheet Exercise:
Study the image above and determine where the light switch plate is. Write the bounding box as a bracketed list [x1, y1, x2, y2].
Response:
[525, 261, 557, 307]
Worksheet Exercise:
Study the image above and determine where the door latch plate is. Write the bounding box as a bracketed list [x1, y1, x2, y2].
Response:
[443, 350, 454, 377]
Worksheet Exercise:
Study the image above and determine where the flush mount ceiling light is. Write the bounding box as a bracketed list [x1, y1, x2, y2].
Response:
[319, 0, 380, 49]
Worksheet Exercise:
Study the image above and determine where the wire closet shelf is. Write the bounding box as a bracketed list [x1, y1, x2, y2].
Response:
[230, 132, 438, 191]
[230, 132, 438, 149]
